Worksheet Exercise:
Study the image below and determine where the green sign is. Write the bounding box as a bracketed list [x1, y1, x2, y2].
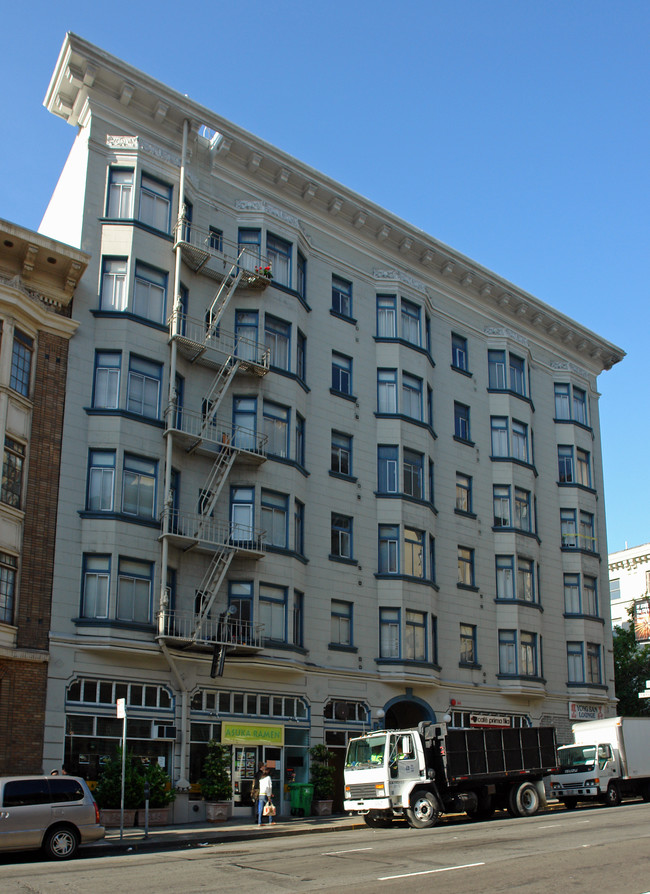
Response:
[221, 722, 285, 746]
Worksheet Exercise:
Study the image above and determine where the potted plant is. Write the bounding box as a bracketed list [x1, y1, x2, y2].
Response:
[94, 747, 145, 827]
[309, 744, 336, 816]
[201, 740, 232, 822]
[140, 761, 176, 825]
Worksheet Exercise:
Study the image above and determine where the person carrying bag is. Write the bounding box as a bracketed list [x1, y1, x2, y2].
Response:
[258, 768, 275, 824]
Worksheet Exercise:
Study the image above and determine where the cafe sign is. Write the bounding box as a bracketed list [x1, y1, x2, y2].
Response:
[221, 722, 284, 746]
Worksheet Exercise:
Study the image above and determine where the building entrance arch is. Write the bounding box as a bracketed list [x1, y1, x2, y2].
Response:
[384, 697, 435, 730]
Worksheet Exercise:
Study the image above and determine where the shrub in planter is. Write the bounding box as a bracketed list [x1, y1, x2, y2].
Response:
[94, 746, 145, 811]
[309, 744, 336, 802]
[200, 740, 232, 803]
[144, 761, 176, 808]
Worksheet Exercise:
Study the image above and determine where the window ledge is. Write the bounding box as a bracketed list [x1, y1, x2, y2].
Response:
[455, 509, 477, 520]
[494, 598, 543, 612]
[328, 554, 358, 566]
[375, 658, 440, 671]
[490, 456, 538, 476]
[329, 388, 357, 402]
[91, 309, 168, 333]
[374, 337, 435, 367]
[497, 674, 546, 684]
[330, 309, 357, 325]
[553, 418, 592, 433]
[457, 583, 479, 592]
[451, 364, 472, 377]
[73, 617, 156, 633]
[566, 682, 608, 691]
[491, 526, 540, 543]
[563, 612, 604, 624]
[374, 413, 437, 438]
[557, 482, 597, 495]
[263, 640, 308, 655]
[375, 574, 438, 590]
[487, 388, 534, 410]
[328, 643, 358, 653]
[85, 407, 164, 428]
[329, 471, 358, 483]
[78, 510, 159, 528]
[453, 435, 475, 448]
[459, 661, 482, 670]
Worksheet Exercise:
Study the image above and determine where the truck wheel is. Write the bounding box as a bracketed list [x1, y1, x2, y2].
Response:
[42, 826, 79, 860]
[466, 792, 494, 821]
[605, 784, 621, 807]
[641, 782, 650, 803]
[562, 798, 578, 810]
[364, 812, 393, 828]
[508, 782, 540, 817]
[405, 792, 440, 829]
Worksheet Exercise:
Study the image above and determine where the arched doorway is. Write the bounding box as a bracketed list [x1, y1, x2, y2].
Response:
[384, 696, 435, 730]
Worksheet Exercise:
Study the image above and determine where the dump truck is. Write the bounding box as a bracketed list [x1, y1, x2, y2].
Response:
[549, 716, 650, 809]
[344, 721, 558, 828]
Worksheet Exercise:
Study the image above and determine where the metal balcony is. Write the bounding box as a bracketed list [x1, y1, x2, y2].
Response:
[164, 407, 268, 463]
[156, 609, 264, 652]
[173, 223, 273, 290]
[168, 314, 270, 373]
[159, 510, 266, 556]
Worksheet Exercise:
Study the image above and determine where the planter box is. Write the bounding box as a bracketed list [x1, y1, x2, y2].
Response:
[99, 808, 137, 827]
[311, 800, 333, 816]
[137, 806, 171, 826]
[205, 801, 231, 823]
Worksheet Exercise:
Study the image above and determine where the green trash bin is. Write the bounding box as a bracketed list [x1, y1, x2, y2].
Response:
[288, 782, 314, 816]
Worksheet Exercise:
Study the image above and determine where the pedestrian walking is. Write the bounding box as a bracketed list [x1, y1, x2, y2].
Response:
[251, 762, 265, 819]
[258, 768, 275, 825]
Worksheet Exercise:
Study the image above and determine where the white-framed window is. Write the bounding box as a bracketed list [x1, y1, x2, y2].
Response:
[517, 558, 535, 603]
[499, 629, 517, 675]
[554, 382, 589, 426]
[93, 351, 121, 409]
[139, 173, 172, 233]
[403, 449, 424, 499]
[377, 369, 397, 414]
[558, 445, 574, 482]
[493, 485, 511, 528]
[403, 527, 424, 578]
[379, 525, 399, 574]
[133, 262, 167, 323]
[488, 350, 526, 395]
[87, 450, 115, 512]
[554, 383, 571, 419]
[232, 396, 257, 451]
[573, 387, 588, 425]
[262, 400, 289, 458]
[405, 610, 426, 661]
[266, 233, 291, 287]
[514, 487, 531, 532]
[237, 228, 261, 271]
[511, 420, 528, 462]
[401, 299, 421, 346]
[456, 473, 472, 513]
[377, 294, 397, 337]
[332, 275, 352, 317]
[490, 416, 509, 456]
[520, 631, 538, 676]
[81, 554, 110, 619]
[378, 445, 398, 494]
[379, 608, 400, 658]
[259, 584, 287, 642]
[230, 486, 254, 542]
[122, 454, 156, 519]
[100, 258, 128, 312]
[261, 489, 288, 548]
[106, 168, 134, 218]
[577, 448, 591, 487]
[331, 599, 352, 646]
[579, 510, 596, 551]
[331, 513, 353, 559]
[127, 355, 162, 419]
[460, 623, 477, 665]
[561, 509, 578, 547]
[117, 558, 153, 623]
[454, 402, 471, 441]
[609, 578, 621, 601]
[332, 352, 352, 395]
[564, 573, 581, 614]
[458, 546, 474, 587]
[402, 372, 422, 420]
[452, 333, 468, 371]
[264, 314, 290, 370]
[587, 642, 601, 683]
[331, 431, 352, 476]
[567, 641, 584, 683]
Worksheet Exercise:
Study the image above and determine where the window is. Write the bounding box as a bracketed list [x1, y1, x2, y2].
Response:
[454, 402, 471, 441]
[234, 311, 259, 362]
[460, 624, 477, 665]
[10, 329, 33, 397]
[232, 397, 257, 451]
[517, 558, 535, 603]
[587, 642, 602, 683]
[451, 334, 468, 371]
[117, 558, 153, 623]
[1, 438, 25, 508]
[93, 351, 121, 409]
[429, 535, 436, 584]
[564, 574, 598, 616]
[554, 383, 589, 426]
[87, 450, 115, 512]
[297, 251, 306, 300]
[579, 511, 596, 551]
[259, 584, 287, 642]
[296, 330, 306, 382]
[457, 546, 475, 587]
[514, 487, 531, 532]
[377, 294, 397, 337]
[609, 578, 621, 601]
[488, 350, 526, 395]
[576, 449, 591, 487]
[127, 355, 162, 419]
[564, 573, 580, 614]
[122, 454, 156, 519]
[496, 556, 514, 600]
[209, 227, 223, 252]
[499, 630, 517, 675]
[490, 417, 509, 457]
[266, 234, 291, 287]
[561, 509, 577, 547]
[133, 262, 167, 323]
[520, 632, 538, 677]
[405, 610, 426, 661]
[106, 168, 133, 218]
[0, 552, 17, 624]
[139, 174, 171, 233]
[331, 432, 352, 476]
[509, 355, 526, 395]
[456, 473, 472, 513]
[493, 486, 511, 528]
[377, 446, 398, 494]
[403, 450, 423, 499]
[331, 513, 352, 559]
[295, 413, 305, 466]
[293, 590, 302, 647]
[230, 486, 254, 542]
[558, 446, 574, 483]
[238, 228, 261, 271]
[263, 400, 289, 458]
[261, 490, 288, 548]
[332, 275, 352, 317]
[331, 599, 352, 646]
[511, 420, 528, 462]
[377, 369, 397, 414]
[332, 352, 352, 395]
[379, 608, 400, 658]
[403, 527, 424, 578]
[402, 373, 422, 420]
[401, 299, 421, 346]
[294, 500, 304, 555]
[379, 525, 399, 574]
[265, 314, 290, 370]
[488, 350, 506, 389]
[100, 258, 128, 312]
[82, 555, 110, 619]
[567, 642, 584, 683]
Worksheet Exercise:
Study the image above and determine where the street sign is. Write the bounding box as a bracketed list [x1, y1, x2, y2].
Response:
[116, 698, 126, 718]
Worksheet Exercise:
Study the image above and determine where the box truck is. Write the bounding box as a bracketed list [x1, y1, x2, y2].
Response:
[550, 716, 650, 808]
[344, 721, 557, 828]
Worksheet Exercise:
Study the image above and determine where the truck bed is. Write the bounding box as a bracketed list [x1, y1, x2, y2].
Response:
[444, 727, 557, 782]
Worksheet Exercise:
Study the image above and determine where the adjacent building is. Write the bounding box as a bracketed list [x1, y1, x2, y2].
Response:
[0, 220, 88, 773]
[37, 33, 624, 815]
[609, 543, 650, 637]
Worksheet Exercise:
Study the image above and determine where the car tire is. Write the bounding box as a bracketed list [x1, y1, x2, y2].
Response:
[605, 784, 621, 807]
[563, 797, 578, 810]
[42, 826, 80, 860]
[508, 782, 540, 817]
[405, 791, 440, 829]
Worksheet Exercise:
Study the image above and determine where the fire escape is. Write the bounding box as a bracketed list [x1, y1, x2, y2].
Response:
[157, 220, 272, 658]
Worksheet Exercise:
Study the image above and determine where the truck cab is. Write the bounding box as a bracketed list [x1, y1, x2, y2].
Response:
[550, 742, 621, 807]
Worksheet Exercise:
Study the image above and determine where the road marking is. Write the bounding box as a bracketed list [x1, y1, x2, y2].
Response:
[323, 847, 374, 855]
[378, 861, 485, 880]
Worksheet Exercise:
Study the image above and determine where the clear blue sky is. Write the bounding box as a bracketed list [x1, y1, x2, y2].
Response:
[1, 0, 647, 554]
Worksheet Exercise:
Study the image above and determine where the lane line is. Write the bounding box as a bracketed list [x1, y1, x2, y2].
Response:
[323, 847, 374, 855]
[379, 861, 485, 880]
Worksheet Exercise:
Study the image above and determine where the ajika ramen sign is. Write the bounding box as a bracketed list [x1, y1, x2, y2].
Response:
[220, 722, 284, 746]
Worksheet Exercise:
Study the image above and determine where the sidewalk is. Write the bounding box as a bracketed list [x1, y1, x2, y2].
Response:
[87, 813, 364, 856]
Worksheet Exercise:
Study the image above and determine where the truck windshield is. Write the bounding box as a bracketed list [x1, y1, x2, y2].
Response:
[558, 745, 596, 769]
[345, 735, 387, 769]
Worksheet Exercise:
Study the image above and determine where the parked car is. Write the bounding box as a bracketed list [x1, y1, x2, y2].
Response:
[0, 775, 104, 859]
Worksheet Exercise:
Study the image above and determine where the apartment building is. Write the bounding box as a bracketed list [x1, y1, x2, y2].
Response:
[609, 543, 650, 636]
[0, 220, 88, 773]
[39, 33, 624, 816]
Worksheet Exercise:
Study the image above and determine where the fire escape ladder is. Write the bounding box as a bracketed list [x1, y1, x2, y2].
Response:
[205, 250, 246, 341]
[199, 449, 236, 519]
[191, 545, 235, 641]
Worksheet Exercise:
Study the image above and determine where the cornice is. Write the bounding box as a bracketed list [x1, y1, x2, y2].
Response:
[45, 33, 624, 374]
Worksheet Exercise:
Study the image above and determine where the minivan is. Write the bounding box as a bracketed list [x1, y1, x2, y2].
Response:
[0, 775, 104, 859]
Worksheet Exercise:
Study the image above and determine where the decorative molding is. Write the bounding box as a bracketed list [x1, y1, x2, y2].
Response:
[441, 260, 455, 276]
[461, 272, 474, 287]
[106, 135, 138, 149]
[154, 101, 168, 124]
[302, 182, 317, 202]
[483, 326, 529, 347]
[120, 82, 134, 106]
[420, 249, 434, 265]
[275, 167, 291, 187]
[377, 225, 391, 241]
[399, 237, 413, 254]
[373, 268, 427, 295]
[329, 196, 343, 216]
[234, 200, 300, 229]
[550, 360, 590, 378]
[140, 139, 181, 167]
[353, 211, 367, 229]
[247, 151, 262, 173]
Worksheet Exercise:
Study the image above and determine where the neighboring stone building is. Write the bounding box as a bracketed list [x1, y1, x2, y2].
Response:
[609, 543, 650, 637]
[0, 220, 88, 773]
[38, 33, 623, 816]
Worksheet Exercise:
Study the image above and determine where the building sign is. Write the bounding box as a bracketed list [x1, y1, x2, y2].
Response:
[569, 702, 605, 722]
[634, 600, 650, 643]
[470, 714, 511, 728]
[221, 722, 284, 746]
